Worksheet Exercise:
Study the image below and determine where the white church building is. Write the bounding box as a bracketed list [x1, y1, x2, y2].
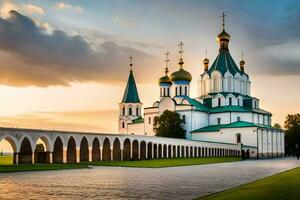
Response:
[118, 15, 284, 158]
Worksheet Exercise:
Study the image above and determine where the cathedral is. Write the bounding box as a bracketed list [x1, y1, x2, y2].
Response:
[118, 14, 284, 158]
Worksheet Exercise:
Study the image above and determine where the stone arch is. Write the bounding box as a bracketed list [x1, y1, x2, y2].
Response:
[140, 141, 146, 160]
[123, 138, 131, 161]
[80, 136, 89, 162]
[198, 147, 201, 157]
[168, 145, 172, 158]
[132, 140, 139, 160]
[34, 136, 51, 164]
[173, 145, 176, 158]
[181, 145, 184, 157]
[190, 146, 193, 157]
[194, 147, 197, 157]
[153, 143, 158, 159]
[113, 138, 121, 161]
[163, 144, 167, 158]
[158, 144, 162, 158]
[92, 137, 100, 161]
[102, 137, 111, 161]
[147, 142, 152, 159]
[186, 146, 189, 157]
[53, 136, 63, 163]
[177, 145, 180, 158]
[19, 137, 33, 164]
[67, 136, 76, 163]
[0, 135, 19, 164]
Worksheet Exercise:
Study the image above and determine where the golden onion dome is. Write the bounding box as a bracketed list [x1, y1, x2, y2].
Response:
[158, 75, 172, 85]
[170, 68, 192, 82]
[217, 30, 231, 42]
[203, 57, 209, 65]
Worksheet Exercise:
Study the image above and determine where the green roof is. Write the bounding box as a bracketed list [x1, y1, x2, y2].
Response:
[122, 70, 141, 103]
[208, 51, 248, 77]
[191, 121, 280, 133]
[182, 96, 210, 112]
[132, 117, 144, 124]
[210, 105, 249, 113]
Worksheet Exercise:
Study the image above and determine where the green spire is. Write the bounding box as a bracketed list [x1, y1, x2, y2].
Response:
[122, 70, 141, 103]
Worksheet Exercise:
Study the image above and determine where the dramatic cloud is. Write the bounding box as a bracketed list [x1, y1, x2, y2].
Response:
[23, 4, 44, 15]
[0, 2, 44, 17]
[0, 11, 160, 87]
[54, 2, 83, 12]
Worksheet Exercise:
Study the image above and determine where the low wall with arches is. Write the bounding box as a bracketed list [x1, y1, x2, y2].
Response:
[0, 127, 241, 164]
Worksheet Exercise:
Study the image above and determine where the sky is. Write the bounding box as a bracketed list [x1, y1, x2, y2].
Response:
[0, 0, 299, 151]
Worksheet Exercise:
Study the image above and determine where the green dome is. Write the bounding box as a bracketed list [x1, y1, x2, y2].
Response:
[217, 30, 230, 42]
[158, 75, 172, 85]
[170, 68, 192, 82]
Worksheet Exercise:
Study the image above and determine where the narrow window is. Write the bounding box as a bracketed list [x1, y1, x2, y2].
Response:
[148, 117, 151, 124]
[217, 118, 221, 125]
[122, 122, 125, 128]
[122, 107, 125, 116]
[237, 116, 241, 121]
[175, 87, 178, 96]
[163, 88, 166, 96]
[167, 88, 170, 96]
[229, 97, 232, 105]
[129, 107, 132, 115]
[185, 86, 187, 96]
[218, 98, 221, 106]
[180, 86, 182, 96]
[236, 133, 241, 143]
[183, 115, 186, 124]
[136, 107, 139, 116]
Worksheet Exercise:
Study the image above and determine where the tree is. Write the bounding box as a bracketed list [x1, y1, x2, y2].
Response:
[273, 123, 282, 129]
[284, 114, 300, 156]
[153, 110, 186, 138]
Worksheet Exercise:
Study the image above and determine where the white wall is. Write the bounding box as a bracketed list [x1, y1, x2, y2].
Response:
[127, 123, 145, 135]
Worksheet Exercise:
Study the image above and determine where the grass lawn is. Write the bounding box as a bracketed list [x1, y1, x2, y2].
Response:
[89, 157, 241, 168]
[0, 155, 13, 165]
[0, 156, 241, 172]
[198, 167, 300, 200]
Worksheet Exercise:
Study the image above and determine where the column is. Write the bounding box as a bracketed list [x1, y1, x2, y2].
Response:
[166, 146, 169, 158]
[63, 148, 67, 163]
[88, 148, 92, 162]
[110, 147, 113, 161]
[121, 149, 124, 161]
[151, 143, 154, 159]
[14, 152, 19, 165]
[130, 144, 133, 159]
[100, 148, 103, 161]
[76, 148, 80, 163]
[145, 144, 148, 160]
[32, 152, 35, 164]
[49, 152, 53, 164]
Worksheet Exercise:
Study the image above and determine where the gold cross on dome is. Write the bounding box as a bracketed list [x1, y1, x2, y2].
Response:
[129, 56, 133, 70]
[164, 50, 170, 67]
[178, 41, 184, 59]
[221, 12, 226, 30]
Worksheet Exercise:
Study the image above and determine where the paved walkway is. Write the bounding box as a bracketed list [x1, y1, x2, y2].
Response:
[0, 158, 299, 200]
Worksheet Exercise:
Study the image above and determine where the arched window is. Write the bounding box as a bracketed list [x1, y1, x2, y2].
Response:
[163, 88, 166, 96]
[237, 116, 241, 121]
[122, 122, 125, 128]
[218, 98, 221, 106]
[175, 87, 178, 96]
[229, 97, 232, 105]
[122, 107, 125, 116]
[182, 115, 186, 124]
[167, 88, 170, 96]
[228, 76, 232, 91]
[136, 107, 139, 116]
[185, 86, 187, 96]
[129, 107, 132, 115]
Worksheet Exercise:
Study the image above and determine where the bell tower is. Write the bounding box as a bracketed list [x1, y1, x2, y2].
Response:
[118, 57, 143, 134]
